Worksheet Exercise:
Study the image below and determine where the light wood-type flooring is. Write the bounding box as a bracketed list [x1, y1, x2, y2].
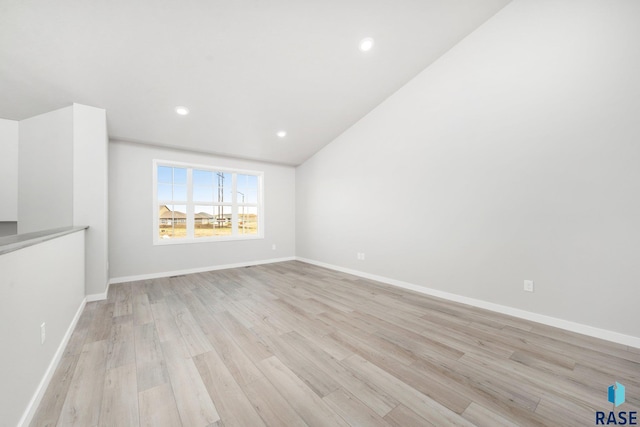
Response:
[31, 261, 639, 426]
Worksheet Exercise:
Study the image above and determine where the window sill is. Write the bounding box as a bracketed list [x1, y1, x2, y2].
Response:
[153, 234, 264, 246]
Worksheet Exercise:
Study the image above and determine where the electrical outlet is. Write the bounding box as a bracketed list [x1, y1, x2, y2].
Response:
[41, 322, 46, 344]
[524, 280, 534, 292]
[272, 244, 276, 250]
[356, 252, 366, 261]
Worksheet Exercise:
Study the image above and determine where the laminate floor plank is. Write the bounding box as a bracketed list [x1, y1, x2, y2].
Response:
[257, 356, 350, 427]
[461, 402, 516, 427]
[203, 312, 266, 386]
[454, 355, 546, 414]
[165, 295, 213, 357]
[57, 340, 108, 426]
[534, 395, 595, 427]
[259, 331, 341, 397]
[410, 357, 556, 426]
[143, 280, 165, 304]
[134, 323, 170, 392]
[31, 261, 639, 427]
[99, 363, 139, 427]
[569, 364, 640, 406]
[29, 353, 80, 427]
[354, 340, 472, 414]
[113, 284, 133, 317]
[404, 313, 516, 359]
[138, 384, 182, 427]
[84, 302, 114, 343]
[226, 299, 283, 336]
[190, 286, 229, 314]
[498, 324, 640, 376]
[342, 354, 475, 427]
[328, 329, 416, 371]
[280, 331, 397, 417]
[459, 351, 609, 411]
[61, 306, 94, 357]
[105, 316, 135, 370]
[160, 338, 220, 427]
[132, 293, 154, 326]
[323, 388, 390, 427]
[149, 300, 182, 343]
[193, 350, 266, 427]
[530, 323, 639, 361]
[212, 310, 274, 363]
[383, 404, 436, 427]
[240, 376, 309, 427]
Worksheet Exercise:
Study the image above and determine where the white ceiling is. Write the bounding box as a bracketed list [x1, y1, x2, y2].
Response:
[0, 0, 509, 166]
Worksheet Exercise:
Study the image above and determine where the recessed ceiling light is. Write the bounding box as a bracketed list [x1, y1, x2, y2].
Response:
[359, 37, 374, 52]
[277, 130, 287, 138]
[175, 106, 189, 115]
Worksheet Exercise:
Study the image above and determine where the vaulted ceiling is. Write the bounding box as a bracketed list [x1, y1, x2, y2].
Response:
[0, 0, 510, 165]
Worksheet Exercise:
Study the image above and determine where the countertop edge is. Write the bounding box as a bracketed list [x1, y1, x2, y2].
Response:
[0, 226, 89, 256]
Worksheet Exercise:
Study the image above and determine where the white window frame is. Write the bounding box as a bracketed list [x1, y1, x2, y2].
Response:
[153, 159, 264, 245]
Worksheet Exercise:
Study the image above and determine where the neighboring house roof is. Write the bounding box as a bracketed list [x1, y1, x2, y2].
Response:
[195, 212, 214, 219]
[160, 205, 235, 220]
[159, 207, 186, 219]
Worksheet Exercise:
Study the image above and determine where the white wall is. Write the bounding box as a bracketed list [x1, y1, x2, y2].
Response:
[109, 140, 295, 280]
[18, 107, 74, 234]
[296, 0, 640, 338]
[0, 231, 85, 427]
[73, 104, 109, 297]
[0, 118, 19, 223]
[16, 104, 109, 296]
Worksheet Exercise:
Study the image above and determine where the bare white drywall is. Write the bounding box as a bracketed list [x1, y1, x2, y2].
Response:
[296, 0, 640, 338]
[0, 231, 85, 427]
[0, 118, 19, 222]
[16, 104, 109, 296]
[109, 140, 296, 279]
[18, 107, 74, 234]
[73, 104, 109, 297]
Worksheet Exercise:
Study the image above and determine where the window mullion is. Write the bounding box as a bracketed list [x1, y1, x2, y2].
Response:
[187, 168, 194, 239]
[231, 173, 238, 236]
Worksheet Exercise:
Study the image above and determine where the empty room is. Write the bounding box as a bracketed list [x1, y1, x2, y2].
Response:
[1, 0, 639, 426]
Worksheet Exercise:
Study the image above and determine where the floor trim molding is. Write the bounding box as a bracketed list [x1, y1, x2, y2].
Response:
[296, 257, 640, 349]
[108, 256, 297, 285]
[86, 285, 110, 302]
[18, 297, 87, 427]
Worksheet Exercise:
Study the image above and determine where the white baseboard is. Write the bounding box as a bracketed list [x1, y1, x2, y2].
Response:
[18, 297, 87, 427]
[86, 285, 110, 302]
[108, 256, 297, 285]
[296, 257, 640, 349]
[86, 279, 113, 302]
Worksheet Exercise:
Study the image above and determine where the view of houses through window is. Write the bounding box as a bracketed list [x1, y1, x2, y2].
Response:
[155, 162, 262, 242]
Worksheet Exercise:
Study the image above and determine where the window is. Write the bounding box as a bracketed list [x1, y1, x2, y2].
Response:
[153, 160, 263, 244]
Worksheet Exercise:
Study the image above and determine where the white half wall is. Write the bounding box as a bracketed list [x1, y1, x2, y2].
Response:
[296, 0, 640, 339]
[109, 140, 296, 279]
[0, 118, 19, 222]
[73, 104, 109, 296]
[0, 231, 85, 427]
[18, 106, 74, 234]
